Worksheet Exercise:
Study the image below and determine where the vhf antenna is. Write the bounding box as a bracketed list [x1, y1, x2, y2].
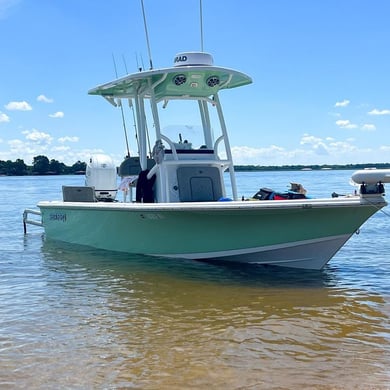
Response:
[140, 0, 153, 70]
[200, 0, 204, 52]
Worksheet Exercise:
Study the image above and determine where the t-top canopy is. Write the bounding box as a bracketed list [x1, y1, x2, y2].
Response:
[88, 53, 252, 103]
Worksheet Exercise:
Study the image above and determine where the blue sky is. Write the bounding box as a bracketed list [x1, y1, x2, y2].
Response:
[1, 0, 389, 166]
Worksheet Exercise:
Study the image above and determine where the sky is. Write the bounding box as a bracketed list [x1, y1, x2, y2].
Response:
[1, 0, 390, 167]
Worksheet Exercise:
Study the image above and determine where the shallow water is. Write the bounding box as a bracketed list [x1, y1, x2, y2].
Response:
[1, 172, 389, 389]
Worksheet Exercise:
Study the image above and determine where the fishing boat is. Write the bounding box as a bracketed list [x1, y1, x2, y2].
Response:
[27, 51, 389, 270]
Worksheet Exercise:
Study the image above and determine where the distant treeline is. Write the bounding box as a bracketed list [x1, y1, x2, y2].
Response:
[1, 155, 389, 176]
[234, 162, 390, 172]
[0, 155, 86, 176]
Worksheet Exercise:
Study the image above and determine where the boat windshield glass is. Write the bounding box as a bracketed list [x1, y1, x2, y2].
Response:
[161, 124, 205, 150]
[146, 99, 222, 151]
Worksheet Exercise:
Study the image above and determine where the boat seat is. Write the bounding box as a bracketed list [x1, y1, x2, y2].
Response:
[176, 166, 223, 202]
[62, 186, 96, 202]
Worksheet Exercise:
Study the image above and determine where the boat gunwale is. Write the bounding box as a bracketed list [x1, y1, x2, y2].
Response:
[37, 195, 387, 212]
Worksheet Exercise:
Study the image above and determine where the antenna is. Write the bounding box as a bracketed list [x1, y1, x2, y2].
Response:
[200, 0, 204, 52]
[140, 0, 153, 69]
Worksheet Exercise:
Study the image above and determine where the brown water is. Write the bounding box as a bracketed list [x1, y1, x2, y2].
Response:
[1, 174, 390, 389]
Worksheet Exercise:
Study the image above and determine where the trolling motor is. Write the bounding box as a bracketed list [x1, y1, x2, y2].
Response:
[351, 168, 390, 198]
[360, 181, 385, 195]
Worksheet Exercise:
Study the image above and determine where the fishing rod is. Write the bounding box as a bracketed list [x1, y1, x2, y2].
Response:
[112, 54, 131, 157]
[122, 54, 129, 74]
[139, 1, 153, 156]
[121, 54, 142, 155]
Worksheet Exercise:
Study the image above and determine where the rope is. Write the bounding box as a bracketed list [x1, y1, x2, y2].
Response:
[364, 196, 390, 218]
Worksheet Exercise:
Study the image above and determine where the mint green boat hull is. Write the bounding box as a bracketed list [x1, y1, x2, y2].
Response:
[38, 197, 384, 269]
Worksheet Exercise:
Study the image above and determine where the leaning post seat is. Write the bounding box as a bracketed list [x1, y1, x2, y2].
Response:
[176, 166, 223, 202]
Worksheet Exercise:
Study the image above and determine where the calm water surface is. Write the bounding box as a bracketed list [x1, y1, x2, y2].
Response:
[1, 171, 390, 389]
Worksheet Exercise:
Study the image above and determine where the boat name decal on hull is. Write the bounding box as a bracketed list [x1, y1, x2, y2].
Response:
[49, 213, 67, 222]
[139, 213, 165, 220]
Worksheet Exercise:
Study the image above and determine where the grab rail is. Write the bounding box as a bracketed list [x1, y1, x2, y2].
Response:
[23, 209, 42, 234]
[160, 135, 178, 160]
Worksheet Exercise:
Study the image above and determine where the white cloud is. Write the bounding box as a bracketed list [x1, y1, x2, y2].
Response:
[335, 119, 358, 129]
[379, 145, 390, 152]
[361, 124, 376, 132]
[300, 134, 323, 146]
[368, 108, 390, 116]
[327, 140, 357, 153]
[300, 134, 329, 155]
[335, 99, 350, 107]
[22, 129, 53, 145]
[232, 134, 372, 165]
[58, 136, 79, 143]
[0, 133, 105, 165]
[231, 145, 288, 165]
[5, 101, 32, 111]
[52, 145, 71, 152]
[0, 112, 10, 123]
[37, 94, 54, 103]
[8, 138, 27, 150]
[312, 143, 328, 155]
[7, 138, 44, 160]
[49, 111, 64, 118]
[53, 148, 105, 166]
[233, 145, 285, 159]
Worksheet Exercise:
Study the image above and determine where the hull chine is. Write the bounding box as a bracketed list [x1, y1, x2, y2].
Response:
[154, 234, 352, 270]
